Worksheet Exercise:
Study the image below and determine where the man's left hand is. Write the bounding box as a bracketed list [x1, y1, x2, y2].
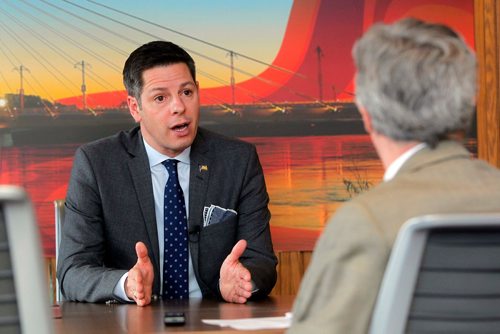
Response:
[219, 239, 253, 303]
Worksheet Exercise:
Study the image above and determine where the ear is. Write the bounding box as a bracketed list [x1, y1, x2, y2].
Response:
[127, 96, 142, 123]
[357, 103, 373, 134]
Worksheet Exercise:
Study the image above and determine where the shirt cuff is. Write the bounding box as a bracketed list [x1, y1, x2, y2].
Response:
[113, 272, 133, 302]
[251, 280, 259, 294]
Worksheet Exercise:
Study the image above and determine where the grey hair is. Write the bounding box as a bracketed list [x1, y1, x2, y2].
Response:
[352, 18, 477, 146]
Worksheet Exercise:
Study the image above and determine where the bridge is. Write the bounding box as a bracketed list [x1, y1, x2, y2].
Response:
[0, 0, 359, 117]
[0, 0, 368, 145]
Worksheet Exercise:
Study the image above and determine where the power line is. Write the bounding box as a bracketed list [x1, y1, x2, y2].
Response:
[57, 0, 304, 87]
[25, 72, 56, 103]
[0, 13, 102, 110]
[32, 0, 250, 95]
[198, 69, 285, 111]
[36, 0, 139, 46]
[13, 65, 29, 113]
[0, 69, 14, 94]
[18, 0, 125, 72]
[1, 42, 57, 105]
[85, 0, 304, 78]
[0, 36, 18, 68]
[23, 75, 56, 116]
[1, 1, 317, 107]
[7, 1, 121, 92]
[12, 1, 129, 58]
[0, 11, 79, 95]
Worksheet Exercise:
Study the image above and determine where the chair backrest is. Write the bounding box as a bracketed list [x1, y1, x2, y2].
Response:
[370, 213, 500, 334]
[0, 185, 54, 334]
[54, 199, 65, 303]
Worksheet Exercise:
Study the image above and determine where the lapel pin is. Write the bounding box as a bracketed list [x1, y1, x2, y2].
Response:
[199, 164, 208, 172]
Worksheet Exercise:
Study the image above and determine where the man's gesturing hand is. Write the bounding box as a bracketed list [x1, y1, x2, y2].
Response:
[125, 242, 154, 306]
[219, 239, 253, 304]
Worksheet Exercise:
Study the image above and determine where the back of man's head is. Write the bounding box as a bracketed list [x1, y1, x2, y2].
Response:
[352, 18, 476, 147]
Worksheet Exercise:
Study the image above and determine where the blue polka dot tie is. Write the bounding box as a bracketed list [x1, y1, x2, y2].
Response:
[161, 159, 189, 299]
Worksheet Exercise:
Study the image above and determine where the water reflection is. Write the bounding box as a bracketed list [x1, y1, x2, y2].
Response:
[0, 135, 476, 253]
[247, 135, 383, 232]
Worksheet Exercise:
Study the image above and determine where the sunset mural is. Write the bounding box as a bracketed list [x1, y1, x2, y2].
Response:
[0, 0, 475, 256]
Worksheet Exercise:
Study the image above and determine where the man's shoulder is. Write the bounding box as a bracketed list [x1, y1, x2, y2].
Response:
[79, 126, 140, 154]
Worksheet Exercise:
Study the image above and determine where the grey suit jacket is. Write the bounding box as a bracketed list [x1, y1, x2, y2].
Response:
[57, 126, 277, 302]
[288, 140, 500, 334]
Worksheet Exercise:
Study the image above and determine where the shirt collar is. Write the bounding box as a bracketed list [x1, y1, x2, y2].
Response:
[143, 138, 191, 168]
[383, 143, 426, 181]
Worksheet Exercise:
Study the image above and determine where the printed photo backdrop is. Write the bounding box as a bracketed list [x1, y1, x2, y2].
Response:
[0, 0, 475, 256]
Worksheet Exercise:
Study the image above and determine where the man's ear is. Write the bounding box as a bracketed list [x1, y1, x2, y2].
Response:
[127, 96, 141, 123]
[357, 103, 373, 134]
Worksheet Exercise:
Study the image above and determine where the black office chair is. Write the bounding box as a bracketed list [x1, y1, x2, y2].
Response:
[369, 213, 500, 334]
[0, 185, 53, 333]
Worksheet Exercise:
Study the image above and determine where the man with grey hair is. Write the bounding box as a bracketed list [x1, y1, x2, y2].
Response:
[288, 18, 500, 333]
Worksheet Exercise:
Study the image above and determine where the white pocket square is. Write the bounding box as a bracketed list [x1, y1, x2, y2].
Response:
[203, 205, 237, 227]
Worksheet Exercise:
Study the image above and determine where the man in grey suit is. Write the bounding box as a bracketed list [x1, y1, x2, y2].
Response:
[57, 41, 277, 306]
[288, 18, 500, 333]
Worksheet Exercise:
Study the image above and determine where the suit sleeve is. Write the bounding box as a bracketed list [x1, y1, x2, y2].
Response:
[236, 145, 278, 298]
[288, 201, 390, 334]
[56, 147, 127, 302]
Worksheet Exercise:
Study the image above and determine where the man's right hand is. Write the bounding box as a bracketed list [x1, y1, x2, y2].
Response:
[125, 242, 154, 306]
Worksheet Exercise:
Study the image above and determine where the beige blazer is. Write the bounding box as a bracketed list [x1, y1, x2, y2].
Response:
[288, 140, 500, 334]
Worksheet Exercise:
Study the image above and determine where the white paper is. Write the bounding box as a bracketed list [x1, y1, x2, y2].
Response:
[202, 313, 292, 330]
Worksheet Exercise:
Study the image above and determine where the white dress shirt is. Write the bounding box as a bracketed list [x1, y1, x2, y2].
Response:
[114, 139, 202, 301]
[383, 143, 427, 181]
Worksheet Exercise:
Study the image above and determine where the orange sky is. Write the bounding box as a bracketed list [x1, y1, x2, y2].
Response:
[0, 1, 292, 101]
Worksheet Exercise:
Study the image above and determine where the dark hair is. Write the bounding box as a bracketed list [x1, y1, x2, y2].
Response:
[122, 41, 196, 104]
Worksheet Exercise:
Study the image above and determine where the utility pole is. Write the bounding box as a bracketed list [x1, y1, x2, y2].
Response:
[228, 51, 236, 107]
[75, 61, 89, 111]
[14, 65, 29, 114]
[316, 46, 324, 102]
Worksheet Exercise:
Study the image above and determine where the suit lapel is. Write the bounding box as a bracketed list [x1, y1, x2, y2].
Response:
[125, 129, 160, 277]
[188, 129, 211, 289]
[189, 129, 211, 229]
